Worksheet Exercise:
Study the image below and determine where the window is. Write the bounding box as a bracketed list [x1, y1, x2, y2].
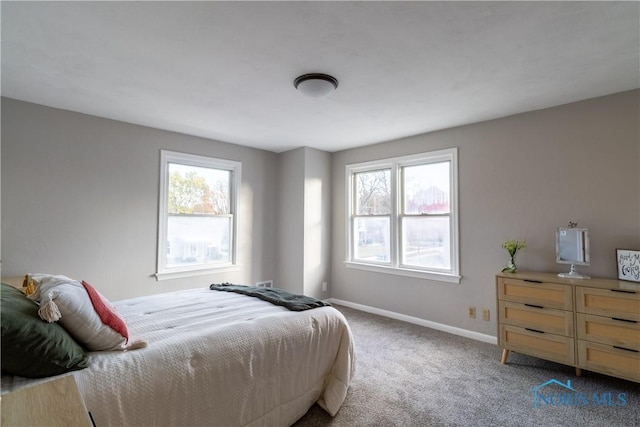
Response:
[156, 150, 241, 280]
[346, 148, 460, 283]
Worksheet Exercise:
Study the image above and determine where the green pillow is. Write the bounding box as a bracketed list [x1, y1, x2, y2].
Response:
[1, 284, 89, 378]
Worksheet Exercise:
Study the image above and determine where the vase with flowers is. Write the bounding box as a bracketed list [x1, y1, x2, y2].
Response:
[501, 239, 526, 273]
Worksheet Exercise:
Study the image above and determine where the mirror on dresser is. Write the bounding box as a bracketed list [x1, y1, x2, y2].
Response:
[556, 225, 590, 279]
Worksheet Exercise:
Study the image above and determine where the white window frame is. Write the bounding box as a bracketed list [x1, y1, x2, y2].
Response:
[345, 147, 460, 283]
[156, 150, 241, 281]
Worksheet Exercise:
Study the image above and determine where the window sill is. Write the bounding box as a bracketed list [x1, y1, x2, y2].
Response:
[155, 264, 240, 281]
[344, 261, 461, 284]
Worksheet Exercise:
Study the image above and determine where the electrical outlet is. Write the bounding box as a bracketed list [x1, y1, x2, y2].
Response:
[482, 309, 490, 321]
[322, 282, 328, 292]
[468, 306, 476, 318]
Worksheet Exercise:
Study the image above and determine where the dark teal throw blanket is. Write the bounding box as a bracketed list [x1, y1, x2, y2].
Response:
[209, 283, 330, 311]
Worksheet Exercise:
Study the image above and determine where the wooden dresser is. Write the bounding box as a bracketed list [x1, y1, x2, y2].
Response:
[496, 272, 640, 383]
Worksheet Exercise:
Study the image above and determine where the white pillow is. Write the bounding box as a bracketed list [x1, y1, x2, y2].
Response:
[26, 274, 130, 351]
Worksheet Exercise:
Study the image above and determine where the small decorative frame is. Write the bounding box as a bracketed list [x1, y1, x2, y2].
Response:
[616, 248, 640, 282]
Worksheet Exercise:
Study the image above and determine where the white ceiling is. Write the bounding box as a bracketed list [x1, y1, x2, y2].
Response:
[2, 1, 638, 153]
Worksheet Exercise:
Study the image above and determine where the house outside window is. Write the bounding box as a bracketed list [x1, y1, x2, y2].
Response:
[156, 150, 241, 280]
[345, 148, 460, 283]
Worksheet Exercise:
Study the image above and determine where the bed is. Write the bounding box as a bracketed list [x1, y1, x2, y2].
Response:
[1, 285, 356, 426]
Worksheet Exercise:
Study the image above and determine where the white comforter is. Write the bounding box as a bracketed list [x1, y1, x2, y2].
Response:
[2, 288, 356, 426]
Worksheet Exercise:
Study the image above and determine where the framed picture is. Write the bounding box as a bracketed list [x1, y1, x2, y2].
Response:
[616, 248, 640, 282]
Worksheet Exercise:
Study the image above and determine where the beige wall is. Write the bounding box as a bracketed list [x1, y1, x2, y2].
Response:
[3, 91, 638, 338]
[303, 147, 332, 299]
[276, 147, 332, 298]
[331, 90, 640, 337]
[1, 98, 279, 300]
[276, 147, 305, 293]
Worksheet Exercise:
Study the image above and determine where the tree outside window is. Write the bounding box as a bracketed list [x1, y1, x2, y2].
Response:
[157, 151, 241, 280]
[346, 148, 459, 283]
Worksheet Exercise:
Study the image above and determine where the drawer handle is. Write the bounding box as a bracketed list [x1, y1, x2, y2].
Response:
[525, 327, 545, 334]
[613, 346, 639, 353]
[523, 279, 543, 284]
[524, 303, 544, 309]
[611, 289, 637, 294]
[611, 317, 638, 324]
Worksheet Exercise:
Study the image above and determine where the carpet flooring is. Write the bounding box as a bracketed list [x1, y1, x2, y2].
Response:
[293, 304, 639, 427]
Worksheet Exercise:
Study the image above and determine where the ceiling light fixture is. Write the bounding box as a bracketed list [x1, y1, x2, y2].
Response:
[293, 73, 338, 97]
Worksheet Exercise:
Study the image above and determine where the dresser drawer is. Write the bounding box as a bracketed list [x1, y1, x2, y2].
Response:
[576, 287, 640, 321]
[499, 324, 575, 365]
[577, 313, 640, 350]
[497, 277, 572, 310]
[577, 340, 640, 382]
[499, 301, 573, 336]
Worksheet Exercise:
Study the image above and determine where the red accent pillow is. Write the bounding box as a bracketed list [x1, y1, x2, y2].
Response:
[82, 280, 129, 343]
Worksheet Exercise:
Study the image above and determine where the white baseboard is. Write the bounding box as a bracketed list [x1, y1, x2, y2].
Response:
[328, 298, 497, 345]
